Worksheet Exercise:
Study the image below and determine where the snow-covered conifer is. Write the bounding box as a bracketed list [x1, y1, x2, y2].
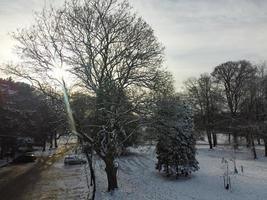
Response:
[155, 96, 199, 176]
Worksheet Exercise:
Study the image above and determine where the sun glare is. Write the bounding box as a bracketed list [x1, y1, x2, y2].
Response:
[53, 67, 66, 80]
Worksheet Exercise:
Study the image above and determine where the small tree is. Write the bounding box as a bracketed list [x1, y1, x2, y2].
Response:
[155, 96, 199, 176]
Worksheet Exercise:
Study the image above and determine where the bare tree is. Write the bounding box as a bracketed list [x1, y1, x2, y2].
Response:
[244, 63, 267, 157]
[184, 74, 222, 149]
[59, 0, 164, 191]
[211, 60, 256, 149]
[3, 0, 165, 193]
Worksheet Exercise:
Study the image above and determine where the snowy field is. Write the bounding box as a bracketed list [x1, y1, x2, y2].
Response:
[95, 145, 267, 200]
[17, 145, 267, 200]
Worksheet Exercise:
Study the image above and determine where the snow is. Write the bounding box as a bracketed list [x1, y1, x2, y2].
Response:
[95, 145, 267, 200]
[12, 144, 267, 199]
[20, 147, 89, 200]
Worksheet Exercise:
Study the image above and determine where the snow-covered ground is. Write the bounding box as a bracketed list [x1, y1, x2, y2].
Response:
[95, 145, 267, 200]
[19, 146, 89, 200]
[14, 144, 267, 200]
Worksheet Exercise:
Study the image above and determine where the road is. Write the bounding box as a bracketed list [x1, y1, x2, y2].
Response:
[0, 145, 88, 200]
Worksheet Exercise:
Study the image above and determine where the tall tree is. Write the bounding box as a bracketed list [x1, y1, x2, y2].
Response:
[185, 74, 222, 149]
[4, 0, 165, 192]
[211, 60, 256, 149]
[243, 64, 267, 157]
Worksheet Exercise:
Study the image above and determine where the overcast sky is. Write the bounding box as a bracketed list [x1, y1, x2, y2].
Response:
[1, 0, 267, 89]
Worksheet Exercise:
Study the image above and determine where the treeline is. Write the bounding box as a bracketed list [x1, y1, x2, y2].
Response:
[0, 78, 67, 158]
[184, 60, 267, 158]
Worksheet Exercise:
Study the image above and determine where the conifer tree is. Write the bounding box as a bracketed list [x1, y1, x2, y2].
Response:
[155, 96, 199, 176]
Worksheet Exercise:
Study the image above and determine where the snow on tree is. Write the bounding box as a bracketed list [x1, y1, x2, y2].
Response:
[4, 0, 165, 194]
[155, 96, 199, 176]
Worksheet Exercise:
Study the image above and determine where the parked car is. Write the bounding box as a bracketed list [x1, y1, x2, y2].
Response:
[64, 155, 87, 165]
[13, 152, 37, 163]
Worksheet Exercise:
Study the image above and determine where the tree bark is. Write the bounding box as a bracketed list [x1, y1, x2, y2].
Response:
[42, 139, 46, 152]
[207, 130, 213, 149]
[233, 133, 238, 149]
[212, 132, 217, 147]
[84, 150, 96, 200]
[54, 133, 58, 148]
[250, 133, 257, 159]
[104, 156, 118, 191]
[0, 139, 4, 159]
[246, 134, 251, 148]
[263, 137, 267, 157]
[49, 134, 53, 149]
[257, 138, 261, 145]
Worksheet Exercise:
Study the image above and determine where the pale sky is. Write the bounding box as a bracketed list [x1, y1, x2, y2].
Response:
[1, 0, 267, 90]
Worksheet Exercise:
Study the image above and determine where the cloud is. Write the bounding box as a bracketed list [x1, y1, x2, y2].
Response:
[0, 0, 64, 63]
[129, 0, 267, 89]
[1, 0, 267, 90]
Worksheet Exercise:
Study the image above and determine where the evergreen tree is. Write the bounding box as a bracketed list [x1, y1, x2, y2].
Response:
[155, 96, 199, 176]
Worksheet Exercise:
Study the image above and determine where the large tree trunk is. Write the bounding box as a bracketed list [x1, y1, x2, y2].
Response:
[104, 156, 118, 191]
[54, 133, 58, 148]
[250, 133, 257, 159]
[49, 134, 53, 149]
[246, 134, 251, 148]
[207, 130, 213, 149]
[228, 134, 231, 145]
[212, 132, 217, 147]
[263, 137, 267, 157]
[84, 149, 96, 200]
[257, 138, 261, 145]
[0, 139, 4, 159]
[42, 139, 46, 152]
[233, 133, 238, 149]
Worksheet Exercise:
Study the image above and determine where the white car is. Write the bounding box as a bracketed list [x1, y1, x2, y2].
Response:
[64, 155, 87, 165]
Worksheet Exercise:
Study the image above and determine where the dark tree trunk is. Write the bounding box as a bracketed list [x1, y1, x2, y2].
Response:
[263, 137, 267, 157]
[54, 133, 58, 148]
[257, 138, 261, 145]
[246, 134, 251, 148]
[104, 156, 118, 191]
[166, 163, 170, 175]
[49, 134, 53, 149]
[0, 149, 3, 159]
[212, 132, 217, 147]
[11, 146, 16, 159]
[42, 140, 46, 152]
[233, 133, 238, 149]
[84, 150, 96, 200]
[0, 139, 4, 159]
[228, 134, 231, 145]
[207, 130, 213, 149]
[250, 133, 257, 159]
